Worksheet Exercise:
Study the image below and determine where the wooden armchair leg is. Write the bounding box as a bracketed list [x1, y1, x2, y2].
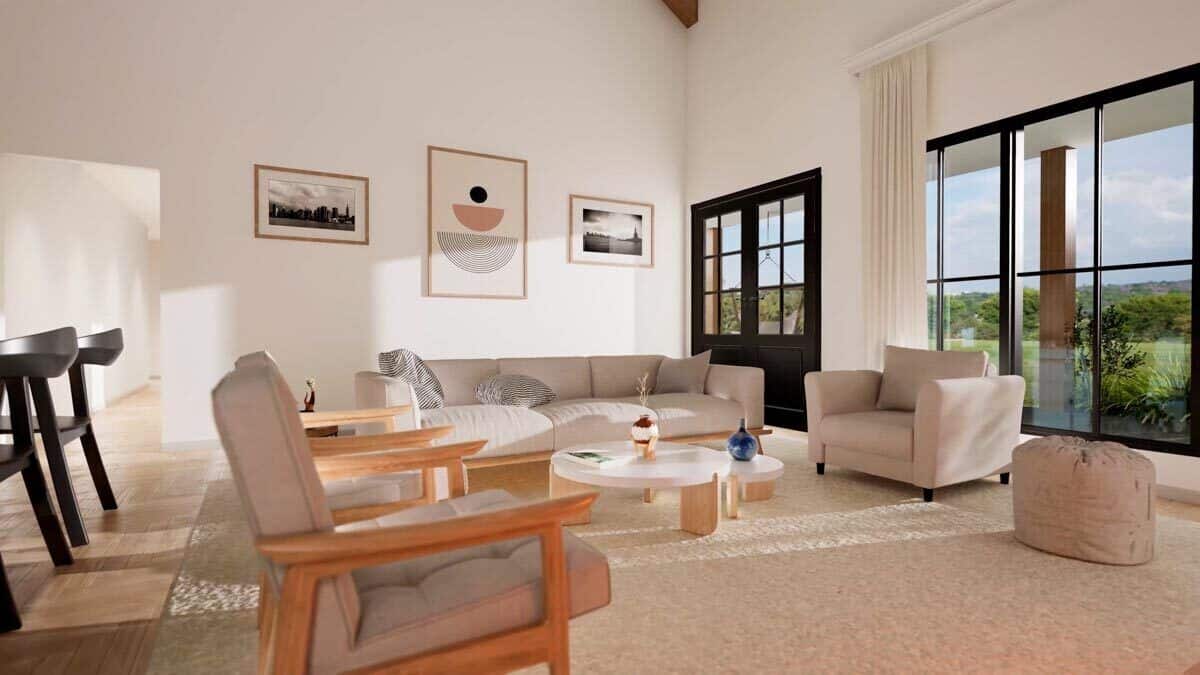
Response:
[540, 523, 571, 675]
[257, 571, 277, 675]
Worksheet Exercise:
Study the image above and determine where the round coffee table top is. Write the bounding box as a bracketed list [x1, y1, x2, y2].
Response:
[552, 441, 731, 489]
[728, 454, 785, 482]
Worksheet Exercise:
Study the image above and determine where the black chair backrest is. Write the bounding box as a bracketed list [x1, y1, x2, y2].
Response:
[76, 328, 124, 366]
[0, 328, 79, 378]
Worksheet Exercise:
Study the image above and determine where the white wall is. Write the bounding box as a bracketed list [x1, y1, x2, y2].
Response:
[0, 154, 155, 410]
[0, 0, 688, 445]
[686, 0, 1200, 493]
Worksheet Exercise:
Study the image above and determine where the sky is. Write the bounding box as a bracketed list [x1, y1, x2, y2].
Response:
[268, 178, 355, 215]
[582, 208, 641, 239]
[930, 120, 1193, 291]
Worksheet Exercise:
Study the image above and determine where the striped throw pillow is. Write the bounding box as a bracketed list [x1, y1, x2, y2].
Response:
[378, 349, 444, 410]
[475, 374, 556, 408]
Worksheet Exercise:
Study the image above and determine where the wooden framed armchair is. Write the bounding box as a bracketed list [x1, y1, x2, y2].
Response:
[214, 352, 611, 674]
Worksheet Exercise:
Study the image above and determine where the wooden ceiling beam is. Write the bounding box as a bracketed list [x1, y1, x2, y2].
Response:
[661, 0, 698, 28]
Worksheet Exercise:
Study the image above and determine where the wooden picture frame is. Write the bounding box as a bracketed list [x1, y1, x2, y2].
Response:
[568, 194, 655, 268]
[427, 146, 528, 299]
[254, 164, 369, 245]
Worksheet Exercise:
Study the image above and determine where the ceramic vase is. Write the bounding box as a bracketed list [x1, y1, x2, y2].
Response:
[727, 418, 757, 461]
[631, 414, 659, 460]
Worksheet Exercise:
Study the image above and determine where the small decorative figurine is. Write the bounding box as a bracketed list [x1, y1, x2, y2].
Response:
[302, 378, 317, 413]
[631, 414, 659, 461]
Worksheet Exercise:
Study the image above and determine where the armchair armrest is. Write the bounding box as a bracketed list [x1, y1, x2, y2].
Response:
[314, 439, 485, 484]
[300, 405, 411, 429]
[803, 370, 883, 463]
[257, 492, 597, 674]
[308, 425, 454, 458]
[704, 364, 765, 428]
[912, 375, 1025, 489]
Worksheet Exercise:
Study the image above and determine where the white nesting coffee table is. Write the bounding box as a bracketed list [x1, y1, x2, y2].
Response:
[550, 441, 783, 535]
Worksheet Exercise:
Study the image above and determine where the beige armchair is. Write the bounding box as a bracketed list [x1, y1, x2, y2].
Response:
[213, 353, 610, 674]
[804, 346, 1025, 501]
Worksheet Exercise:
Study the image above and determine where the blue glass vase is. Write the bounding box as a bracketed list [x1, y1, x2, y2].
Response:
[726, 418, 757, 461]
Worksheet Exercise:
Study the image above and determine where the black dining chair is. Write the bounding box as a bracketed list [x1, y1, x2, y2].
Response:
[65, 328, 123, 512]
[0, 328, 91, 546]
[0, 332, 77, 631]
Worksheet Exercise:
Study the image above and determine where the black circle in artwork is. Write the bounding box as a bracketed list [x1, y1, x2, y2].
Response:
[469, 186, 488, 204]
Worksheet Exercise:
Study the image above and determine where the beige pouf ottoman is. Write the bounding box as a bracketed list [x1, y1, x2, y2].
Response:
[1012, 435, 1156, 565]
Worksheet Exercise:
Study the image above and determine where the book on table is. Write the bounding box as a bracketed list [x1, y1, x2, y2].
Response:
[562, 450, 632, 468]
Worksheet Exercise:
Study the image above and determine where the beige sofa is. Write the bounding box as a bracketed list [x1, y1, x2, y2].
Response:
[356, 355, 764, 461]
[804, 346, 1025, 501]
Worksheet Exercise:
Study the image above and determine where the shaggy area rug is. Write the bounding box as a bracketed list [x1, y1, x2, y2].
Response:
[148, 434, 1200, 673]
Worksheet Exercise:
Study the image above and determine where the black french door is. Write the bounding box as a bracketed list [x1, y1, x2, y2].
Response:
[691, 169, 821, 430]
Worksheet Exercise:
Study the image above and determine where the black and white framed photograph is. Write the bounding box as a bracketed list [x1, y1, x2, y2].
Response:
[254, 164, 369, 245]
[568, 194, 654, 267]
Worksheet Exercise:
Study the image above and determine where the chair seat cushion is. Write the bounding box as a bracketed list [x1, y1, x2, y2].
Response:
[533, 398, 653, 449]
[627, 393, 742, 438]
[324, 472, 424, 511]
[337, 490, 611, 664]
[420, 405, 553, 458]
[820, 410, 914, 461]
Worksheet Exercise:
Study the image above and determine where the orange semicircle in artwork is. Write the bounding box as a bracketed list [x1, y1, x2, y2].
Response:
[452, 204, 504, 231]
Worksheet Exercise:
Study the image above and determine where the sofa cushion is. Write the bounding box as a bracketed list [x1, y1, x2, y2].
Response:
[421, 404, 553, 458]
[632, 393, 742, 438]
[876, 346, 988, 412]
[655, 351, 711, 394]
[534, 398, 653, 449]
[332, 490, 610, 671]
[474, 374, 556, 408]
[499, 357, 592, 401]
[820, 410, 914, 461]
[589, 354, 664, 398]
[379, 349, 444, 410]
[425, 359, 499, 406]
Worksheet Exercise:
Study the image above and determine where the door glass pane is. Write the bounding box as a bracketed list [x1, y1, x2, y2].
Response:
[758, 202, 780, 246]
[783, 196, 804, 242]
[943, 278, 1000, 366]
[943, 134, 1001, 278]
[1023, 110, 1095, 271]
[783, 243, 803, 285]
[704, 216, 719, 256]
[720, 254, 740, 290]
[783, 287, 804, 335]
[927, 282, 938, 350]
[720, 292, 741, 334]
[720, 211, 742, 253]
[758, 289, 780, 334]
[758, 248, 781, 288]
[703, 294, 717, 334]
[1102, 82, 1193, 266]
[703, 257, 717, 292]
[1019, 272, 1093, 432]
[1099, 265, 1191, 443]
[926, 151, 938, 280]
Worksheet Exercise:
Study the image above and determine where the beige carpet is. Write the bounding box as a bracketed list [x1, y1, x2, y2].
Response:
[151, 432, 1200, 673]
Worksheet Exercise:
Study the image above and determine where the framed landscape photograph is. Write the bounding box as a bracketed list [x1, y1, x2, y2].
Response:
[569, 195, 654, 268]
[254, 164, 369, 245]
[428, 146, 527, 298]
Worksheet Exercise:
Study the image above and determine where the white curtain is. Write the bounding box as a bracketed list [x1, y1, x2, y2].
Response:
[861, 46, 928, 369]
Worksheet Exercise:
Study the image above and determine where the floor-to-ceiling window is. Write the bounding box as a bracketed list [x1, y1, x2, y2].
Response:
[926, 65, 1197, 456]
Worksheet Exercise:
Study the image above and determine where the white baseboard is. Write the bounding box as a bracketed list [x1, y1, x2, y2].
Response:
[162, 439, 221, 452]
[1158, 484, 1200, 505]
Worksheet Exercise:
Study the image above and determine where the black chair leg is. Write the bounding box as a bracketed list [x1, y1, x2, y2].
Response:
[29, 379, 88, 547]
[21, 456, 73, 566]
[0, 554, 20, 633]
[80, 425, 117, 510]
[923, 488, 934, 502]
[1000, 472, 1010, 485]
[816, 462, 825, 475]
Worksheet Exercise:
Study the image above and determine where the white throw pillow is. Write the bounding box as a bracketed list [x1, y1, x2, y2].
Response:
[475, 374, 556, 408]
[654, 351, 711, 394]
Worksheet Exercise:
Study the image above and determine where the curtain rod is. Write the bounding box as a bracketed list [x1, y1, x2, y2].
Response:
[843, 0, 1015, 76]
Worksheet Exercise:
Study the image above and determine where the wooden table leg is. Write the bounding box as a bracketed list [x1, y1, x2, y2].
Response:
[643, 488, 654, 503]
[680, 473, 719, 535]
[548, 467, 593, 525]
[727, 474, 740, 519]
[743, 480, 775, 502]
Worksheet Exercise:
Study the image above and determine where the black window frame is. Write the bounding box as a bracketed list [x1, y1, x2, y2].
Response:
[926, 62, 1199, 458]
